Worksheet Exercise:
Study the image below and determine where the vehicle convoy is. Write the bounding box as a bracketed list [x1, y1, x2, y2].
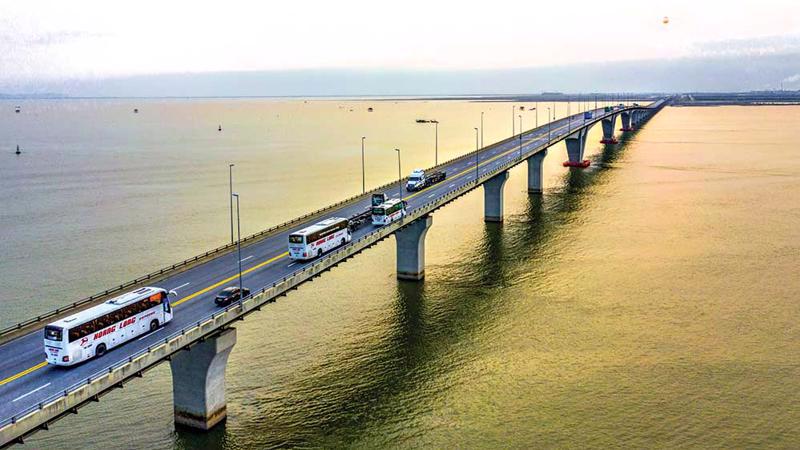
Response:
[405, 169, 446, 192]
[215, 286, 250, 306]
[372, 198, 407, 226]
[44, 287, 175, 366]
[288, 217, 351, 261]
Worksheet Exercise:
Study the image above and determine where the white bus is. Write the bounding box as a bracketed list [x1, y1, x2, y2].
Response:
[44, 287, 174, 367]
[288, 217, 351, 261]
[372, 199, 407, 226]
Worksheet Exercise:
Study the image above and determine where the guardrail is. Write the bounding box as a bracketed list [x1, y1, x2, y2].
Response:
[0, 122, 565, 343]
[0, 101, 665, 446]
[0, 107, 622, 344]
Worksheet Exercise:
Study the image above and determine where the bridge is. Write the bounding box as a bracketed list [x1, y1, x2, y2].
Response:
[0, 99, 666, 447]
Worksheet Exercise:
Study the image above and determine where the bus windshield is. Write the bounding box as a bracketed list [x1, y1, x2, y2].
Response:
[289, 235, 304, 244]
[44, 326, 63, 341]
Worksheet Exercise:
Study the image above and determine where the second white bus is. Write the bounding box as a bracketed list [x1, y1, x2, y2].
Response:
[372, 199, 407, 226]
[288, 217, 351, 261]
[44, 287, 174, 367]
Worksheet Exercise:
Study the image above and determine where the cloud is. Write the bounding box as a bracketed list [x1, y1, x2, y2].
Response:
[0, 29, 107, 47]
[782, 73, 800, 84]
[691, 34, 800, 57]
[26, 30, 107, 46]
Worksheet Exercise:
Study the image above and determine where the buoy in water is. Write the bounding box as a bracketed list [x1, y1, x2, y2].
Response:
[218, 125, 222, 131]
[15, 145, 21, 155]
[133, 108, 139, 113]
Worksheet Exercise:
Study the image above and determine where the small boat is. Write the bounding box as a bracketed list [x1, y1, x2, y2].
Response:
[415, 119, 429, 123]
[15, 145, 21, 155]
[218, 125, 222, 131]
[133, 108, 139, 113]
[15, 106, 20, 113]
[367, 107, 374, 112]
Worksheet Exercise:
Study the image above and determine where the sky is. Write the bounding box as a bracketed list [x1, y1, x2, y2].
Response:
[1, 0, 800, 95]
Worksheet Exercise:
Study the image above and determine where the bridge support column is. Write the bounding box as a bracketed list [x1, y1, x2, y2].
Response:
[526, 150, 547, 194]
[563, 128, 590, 168]
[170, 328, 236, 430]
[483, 171, 509, 222]
[600, 114, 618, 144]
[396, 215, 433, 280]
[620, 111, 633, 132]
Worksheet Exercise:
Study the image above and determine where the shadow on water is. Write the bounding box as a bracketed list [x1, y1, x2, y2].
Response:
[175, 130, 642, 449]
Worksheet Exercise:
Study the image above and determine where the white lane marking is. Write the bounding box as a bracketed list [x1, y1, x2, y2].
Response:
[241, 255, 254, 262]
[138, 329, 162, 341]
[288, 262, 297, 267]
[13, 383, 51, 402]
[172, 282, 190, 291]
[449, 184, 455, 188]
[427, 193, 435, 198]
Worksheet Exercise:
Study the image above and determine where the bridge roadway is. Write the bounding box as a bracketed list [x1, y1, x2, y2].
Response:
[0, 102, 661, 443]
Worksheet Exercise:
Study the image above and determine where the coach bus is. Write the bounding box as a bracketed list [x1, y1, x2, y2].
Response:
[288, 217, 351, 261]
[372, 198, 407, 226]
[44, 287, 174, 366]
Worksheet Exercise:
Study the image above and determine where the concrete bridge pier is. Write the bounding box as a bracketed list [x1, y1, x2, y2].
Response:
[483, 171, 509, 222]
[620, 111, 633, 132]
[526, 150, 547, 194]
[170, 328, 236, 430]
[563, 128, 590, 168]
[395, 215, 433, 280]
[600, 114, 618, 144]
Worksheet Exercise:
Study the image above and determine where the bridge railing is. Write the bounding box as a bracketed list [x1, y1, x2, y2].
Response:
[0, 101, 665, 437]
[0, 127, 534, 343]
[0, 102, 662, 346]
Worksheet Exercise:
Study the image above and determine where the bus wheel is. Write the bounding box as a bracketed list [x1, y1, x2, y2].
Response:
[150, 320, 159, 331]
[96, 344, 107, 357]
[317, 249, 322, 258]
[340, 238, 345, 246]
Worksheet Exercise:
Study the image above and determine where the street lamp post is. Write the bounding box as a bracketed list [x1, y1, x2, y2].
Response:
[480, 111, 484, 149]
[535, 102, 538, 128]
[231, 192, 243, 297]
[474, 127, 479, 183]
[518, 115, 523, 160]
[361, 136, 366, 194]
[394, 148, 403, 205]
[546, 107, 552, 143]
[228, 164, 235, 245]
[512, 105, 515, 136]
[568, 101, 571, 133]
[433, 120, 439, 166]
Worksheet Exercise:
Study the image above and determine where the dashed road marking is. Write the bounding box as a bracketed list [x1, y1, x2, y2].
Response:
[13, 383, 51, 402]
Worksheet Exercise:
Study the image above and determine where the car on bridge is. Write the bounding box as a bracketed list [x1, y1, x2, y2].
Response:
[214, 286, 251, 306]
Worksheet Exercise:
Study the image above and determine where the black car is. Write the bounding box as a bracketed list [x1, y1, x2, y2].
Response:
[214, 286, 250, 306]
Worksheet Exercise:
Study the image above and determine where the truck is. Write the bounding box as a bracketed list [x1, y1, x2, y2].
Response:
[584, 111, 593, 119]
[347, 193, 390, 232]
[405, 169, 446, 192]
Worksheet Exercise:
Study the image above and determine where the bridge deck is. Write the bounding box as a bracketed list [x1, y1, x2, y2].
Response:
[0, 101, 663, 445]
